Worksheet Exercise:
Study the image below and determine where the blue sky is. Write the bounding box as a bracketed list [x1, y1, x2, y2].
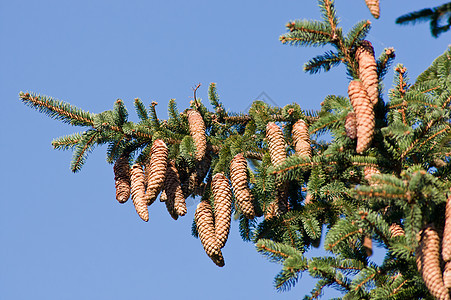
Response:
[1, 1, 450, 299]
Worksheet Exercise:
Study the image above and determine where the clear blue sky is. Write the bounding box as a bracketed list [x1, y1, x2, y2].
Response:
[1, 1, 450, 299]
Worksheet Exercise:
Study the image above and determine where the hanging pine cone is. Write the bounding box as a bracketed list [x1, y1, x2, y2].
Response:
[113, 153, 131, 203]
[145, 139, 168, 205]
[292, 119, 311, 158]
[265, 185, 289, 220]
[443, 193, 451, 262]
[364, 0, 380, 19]
[348, 80, 375, 154]
[212, 173, 232, 249]
[364, 165, 380, 186]
[356, 40, 378, 106]
[345, 111, 357, 140]
[162, 161, 187, 217]
[195, 200, 225, 267]
[130, 163, 149, 222]
[230, 153, 255, 219]
[266, 122, 287, 167]
[444, 261, 451, 290]
[390, 223, 405, 238]
[416, 225, 450, 300]
[363, 236, 373, 257]
[187, 109, 207, 160]
[184, 153, 212, 197]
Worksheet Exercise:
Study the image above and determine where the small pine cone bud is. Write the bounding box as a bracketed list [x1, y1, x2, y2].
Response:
[195, 201, 225, 267]
[363, 236, 373, 257]
[292, 119, 311, 158]
[230, 153, 255, 219]
[444, 262, 451, 290]
[348, 80, 375, 153]
[417, 225, 450, 300]
[145, 139, 168, 205]
[187, 109, 207, 160]
[266, 122, 287, 167]
[364, 0, 380, 19]
[364, 166, 380, 186]
[163, 161, 187, 216]
[356, 40, 378, 106]
[345, 111, 357, 140]
[390, 223, 405, 238]
[130, 164, 149, 222]
[212, 173, 233, 249]
[113, 153, 131, 203]
[442, 193, 451, 262]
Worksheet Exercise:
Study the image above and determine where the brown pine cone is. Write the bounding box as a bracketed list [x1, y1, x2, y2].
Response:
[348, 80, 375, 153]
[364, 166, 380, 186]
[363, 236, 373, 257]
[292, 119, 311, 158]
[145, 139, 168, 205]
[266, 122, 287, 167]
[364, 0, 380, 19]
[416, 225, 450, 300]
[390, 223, 405, 238]
[212, 173, 232, 249]
[356, 40, 378, 106]
[230, 153, 255, 219]
[345, 111, 357, 140]
[442, 193, 451, 262]
[130, 163, 149, 222]
[162, 161, 187, 217]
[195, 201, 225, 267]
[265, 185, 289, 220]
[184, 153, 212, 197]
[187, 109, 207, 160]
[113, 153, 131, 203]
[444, 261, 451, 290]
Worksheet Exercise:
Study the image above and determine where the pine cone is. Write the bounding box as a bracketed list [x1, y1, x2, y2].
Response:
[162, 161, 187, 217]
[230, 153, 255, 219]
[363, 236, 373, 257]
[348, 80, 375, 153]
[444, 261, 451, 290]
[356, 40, 378, 106]
[416, 225, 450, 300]
[195, 201, 225, 267]
[364, 165, 380, 186]
[292, 119, 311, 158]
[390, 223, 405, 238]
[184, 153, 212, 197]
[265, 185, 289, 220]
[443, 193, 451, 262]
[130, 163, 149, 222]
[113, 153, 131, 203]
[266, 122, 287, 167]
[145, 139, 168, 205]
[364, 0, 380, 19]
[212, 173, 232, 249]
[187, 109, 207, 160]
[345, 111, 357, 140]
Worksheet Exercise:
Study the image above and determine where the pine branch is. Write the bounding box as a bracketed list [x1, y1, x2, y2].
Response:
[51, 132, 83, 151]
[304, 51, 343, 74]
[134, 98, 149, 121]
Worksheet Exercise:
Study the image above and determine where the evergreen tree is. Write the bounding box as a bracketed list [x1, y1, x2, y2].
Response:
[18, 0, 451, 298]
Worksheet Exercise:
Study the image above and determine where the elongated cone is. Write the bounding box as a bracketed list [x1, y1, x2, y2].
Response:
[348, 80, 375, 153]
[266, 122, 286, 167]
[292, 119, 311, 158]
[187, 109, 207, 160]
[363, 236, 373, 256]
[230, 153, 255, 219]
[212, 173, 232, 249]
[444, 261, 451, 289]
[390, 223, 405, 238]
[162, 161, 186, 216]
[144, 139, 168, 205]
[130, 164, 149, 222]
[442, 193, 451, 262]
[113, 153, 131, 203]
[416, 225, 450, 300]
[195, 201, 225, 267]
[345, 111, 357, 140]
[185, 153, 212, 196]
[364, 165, 380, 186]
[356, 40, 378, 106]
[364, 0, 380, 19]
[265, 185, 289, 220]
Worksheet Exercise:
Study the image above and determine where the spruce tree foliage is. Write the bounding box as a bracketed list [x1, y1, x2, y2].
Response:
[18, 0, 451, 298]
[396, 2, 451, 38]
